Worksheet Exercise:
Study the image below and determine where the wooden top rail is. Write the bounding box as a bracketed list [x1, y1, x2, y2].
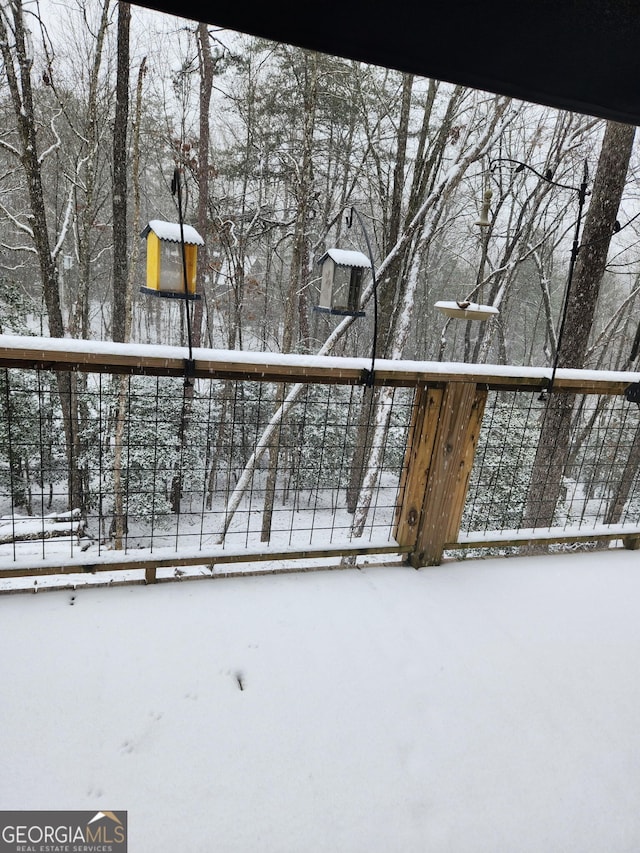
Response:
[0, 334, 638, 394]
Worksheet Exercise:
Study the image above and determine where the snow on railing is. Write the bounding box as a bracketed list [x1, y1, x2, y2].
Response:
[1, 334, 639, 590]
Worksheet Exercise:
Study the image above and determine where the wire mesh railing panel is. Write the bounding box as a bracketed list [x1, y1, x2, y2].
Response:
[0, 367, 415, 567]
[0, 369, 71, 561]
[461, 389, 640, 543]
[4, 348, 640, 577]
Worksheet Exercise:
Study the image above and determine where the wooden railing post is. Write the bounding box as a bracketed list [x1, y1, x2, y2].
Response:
[395, 381, 487, 567]
[394, 383, 443, 546]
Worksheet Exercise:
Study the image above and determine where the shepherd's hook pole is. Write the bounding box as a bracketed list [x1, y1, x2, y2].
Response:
[546, 159, 589, 396]
[172, 167, 194, 380]
[346, 206, 378, 386]
[489, 157, 590, 398]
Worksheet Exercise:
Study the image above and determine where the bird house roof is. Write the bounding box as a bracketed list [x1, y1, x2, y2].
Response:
[318, 248, 371, 269]
[142, 219, 204, 245]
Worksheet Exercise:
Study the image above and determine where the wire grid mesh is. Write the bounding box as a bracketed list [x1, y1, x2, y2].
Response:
[461, 388, 640, 539]
[0, 367, 415, 564]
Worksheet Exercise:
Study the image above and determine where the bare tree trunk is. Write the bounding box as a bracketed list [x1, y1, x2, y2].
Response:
[0, 1, 82, 510]
[113, 54, 146, 548]
[168, 25, 218, 516]
[522, 120, 636, 535]
[262, 50, 318, 542]
[604, 423, 640, 526]
[347, 75, 418, 511]
[111, 1, 131, 545]
[112, 1, 130, 345]
[192, 21, 214, 348]
[261, 385, 284, 542]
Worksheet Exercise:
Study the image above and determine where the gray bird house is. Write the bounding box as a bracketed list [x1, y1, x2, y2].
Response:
[315, 248, 371, 317]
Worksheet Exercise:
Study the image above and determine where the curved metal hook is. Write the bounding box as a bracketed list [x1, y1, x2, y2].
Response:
[345, 207, 354, 230]
[489, 157, 589, 197]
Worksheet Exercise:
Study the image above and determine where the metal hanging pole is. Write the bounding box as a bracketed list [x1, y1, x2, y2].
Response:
[489, 157, 590, 398]
[346, 206, 378, 386]
[172, 167, 194, 378]
[546, 159, 589, 396]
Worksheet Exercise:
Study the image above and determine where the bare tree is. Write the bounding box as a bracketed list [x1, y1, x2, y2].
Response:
[522, 120, 636, 535]
[216, 93, 512, 541]
[0, 0, 82, 510]
[112, 53, 147, 548]
[0, 1, 65, 339]
[192, 20, 214, 348]
[348, 95, 512, 541]
[112, 0, 130, 344]
[261, 49, 319, 541]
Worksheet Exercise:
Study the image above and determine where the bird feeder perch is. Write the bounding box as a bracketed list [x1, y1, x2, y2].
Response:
[315, 248, 371, 317]
[140, 219, 204, 300]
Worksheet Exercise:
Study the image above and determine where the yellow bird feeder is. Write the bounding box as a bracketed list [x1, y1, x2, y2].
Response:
[140, 219, 204, 300]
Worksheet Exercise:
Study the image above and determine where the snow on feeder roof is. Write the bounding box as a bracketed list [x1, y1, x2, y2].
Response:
[141, 219, 204, 245]
[318, 248, 371, 269]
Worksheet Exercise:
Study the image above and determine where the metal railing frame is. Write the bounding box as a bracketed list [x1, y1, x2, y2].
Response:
[1, 334, 639, 586]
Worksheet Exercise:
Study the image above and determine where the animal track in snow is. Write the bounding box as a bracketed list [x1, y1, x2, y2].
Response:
[119, 710, 163, 754]
[86, 786, 104, 798]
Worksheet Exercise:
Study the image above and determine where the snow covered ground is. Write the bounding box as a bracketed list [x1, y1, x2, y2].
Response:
[2, 547, 640, 852]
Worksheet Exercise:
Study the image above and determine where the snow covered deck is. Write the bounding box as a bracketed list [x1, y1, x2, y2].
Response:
[2, 547, 640, 851]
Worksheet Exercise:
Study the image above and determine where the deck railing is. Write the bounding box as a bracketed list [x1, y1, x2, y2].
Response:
[1, 334, 639, 588]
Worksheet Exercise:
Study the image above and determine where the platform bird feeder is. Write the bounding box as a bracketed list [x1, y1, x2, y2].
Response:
[434, 300, 499, 321]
